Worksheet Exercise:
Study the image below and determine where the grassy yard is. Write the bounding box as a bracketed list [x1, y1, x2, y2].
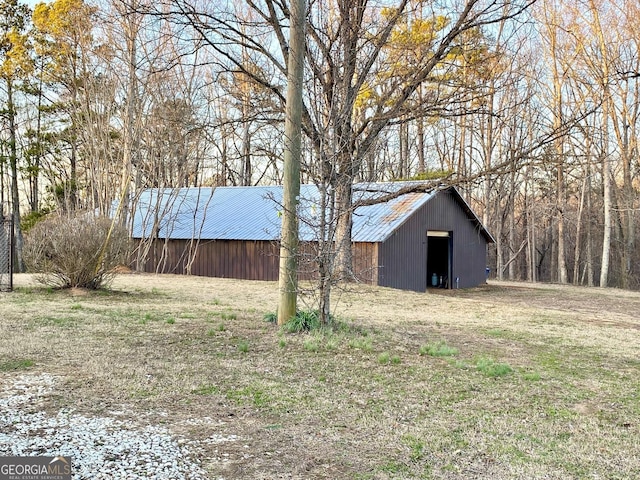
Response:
[1, 273, 639, 479]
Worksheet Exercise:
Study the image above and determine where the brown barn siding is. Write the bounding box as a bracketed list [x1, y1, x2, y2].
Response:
[133, 238, 380, 285]
[134, 239, 281, 280]
[353, 242, 379, 285]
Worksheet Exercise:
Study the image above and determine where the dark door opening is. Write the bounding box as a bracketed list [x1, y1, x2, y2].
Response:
[427, 231, 451, 288]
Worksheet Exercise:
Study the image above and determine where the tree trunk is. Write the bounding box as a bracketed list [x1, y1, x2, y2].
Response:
[277, 0, 305, 325]
[334, 175, 354, 282]
[557, 163, 568, 284]
[573, 175, 587, 285]
[600, 113, 612, 287]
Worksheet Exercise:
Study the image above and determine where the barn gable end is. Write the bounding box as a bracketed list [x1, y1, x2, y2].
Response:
[377, 188, 493, 291]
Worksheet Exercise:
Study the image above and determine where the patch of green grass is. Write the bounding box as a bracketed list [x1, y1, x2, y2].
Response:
[378, 460, 409, 474]
[131, 388, 155, 399]
[378, 352, 391, 364]
[486, 328, 512, 338]
[402, 434, 426, 461]
[324, 335, 341, 350]
[278, 338, 286, 348]
[303, 338, 320, 352]
[522, 371, 541, 381]
[420, 341, 459, 357]
[138, 312, 179, 325]
[476, 356, 513, 377]
[348, 337, 373, 352]
[264, 312, 277, 323]
[237, 341, 249, 353]
[0, 359, 35, 372]
[70, 303, 83, 311]
[192, 384, 221, 396]
[206, 328, 217, 337]
[391, 354, 401, 365]
[226, 386, 270, 408]
[14, 286, 35, 294]
[206, 311, 236, 322]
[33, 316, 77, 328]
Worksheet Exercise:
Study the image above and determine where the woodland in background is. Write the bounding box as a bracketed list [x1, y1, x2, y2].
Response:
[1, 0, 639, 290]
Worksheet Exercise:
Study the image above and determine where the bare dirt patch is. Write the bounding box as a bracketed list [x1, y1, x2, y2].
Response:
[1, 274, 639, 479]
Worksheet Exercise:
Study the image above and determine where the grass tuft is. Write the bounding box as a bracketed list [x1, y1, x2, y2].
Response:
[192, 384, 220, 395]
[284, 309, 322, 333]
[378, 352, 390, 364]
[0, 359, 35, 372]
[476, 356, 513, 377]
[303, 338, 319, 352]
[348, 337, 373, 352]
[523, 371, 541, 381]
[419, 341, 459, 357]
[402, 434, 426, 461]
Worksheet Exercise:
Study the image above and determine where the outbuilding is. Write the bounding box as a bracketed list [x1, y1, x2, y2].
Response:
[130, 182, 494, 291]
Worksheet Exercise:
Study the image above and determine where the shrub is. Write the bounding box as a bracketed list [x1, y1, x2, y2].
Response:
[24, 213, 130, 289]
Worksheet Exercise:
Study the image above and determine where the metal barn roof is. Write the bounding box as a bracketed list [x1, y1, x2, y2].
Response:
[131, 182, 436, 243]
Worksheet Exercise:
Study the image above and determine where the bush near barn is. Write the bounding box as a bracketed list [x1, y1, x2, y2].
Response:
[23, 214, 130, 289]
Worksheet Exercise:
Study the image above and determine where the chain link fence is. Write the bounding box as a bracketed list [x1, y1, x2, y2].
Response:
[1, 216, 13, 292]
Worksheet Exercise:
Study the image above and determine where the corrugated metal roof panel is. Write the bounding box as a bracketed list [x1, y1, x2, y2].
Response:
[131, 183, 436, 243]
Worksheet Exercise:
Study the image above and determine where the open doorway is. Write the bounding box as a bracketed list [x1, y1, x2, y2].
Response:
[427, 231, 451, 289]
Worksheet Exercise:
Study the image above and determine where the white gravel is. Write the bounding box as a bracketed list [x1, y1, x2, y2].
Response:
[0, 374, 211, 479]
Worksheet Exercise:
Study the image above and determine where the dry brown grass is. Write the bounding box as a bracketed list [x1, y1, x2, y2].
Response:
[1, 274, 639, 479]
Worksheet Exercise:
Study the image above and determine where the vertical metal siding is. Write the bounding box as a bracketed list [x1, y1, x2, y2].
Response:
[377, 209, 429, 291]
[377, 190, 488, 291]
[136, 239, 281, 280]
[136, 238, 381, 285]
[424, 191, 487, 289]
